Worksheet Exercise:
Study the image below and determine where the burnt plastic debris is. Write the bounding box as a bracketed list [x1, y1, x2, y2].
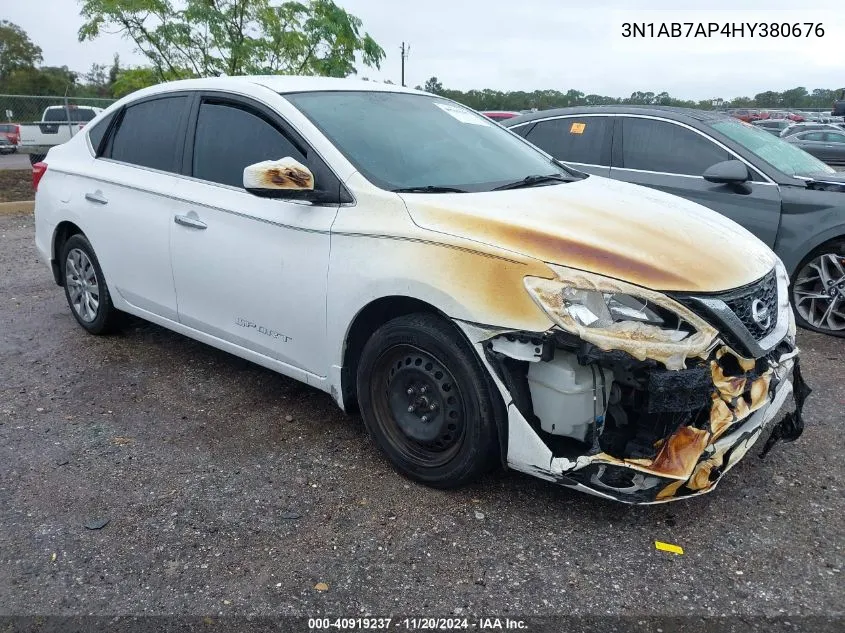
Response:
[759, 358, 812, 459]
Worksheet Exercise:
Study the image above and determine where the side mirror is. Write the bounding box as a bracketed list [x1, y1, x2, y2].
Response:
[243, 157, 315, 199]
[703, 159, 750, 184]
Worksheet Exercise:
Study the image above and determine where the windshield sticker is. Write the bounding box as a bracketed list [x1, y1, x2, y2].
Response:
[570, 122, 586, 134]
[434, 102, 492, 126]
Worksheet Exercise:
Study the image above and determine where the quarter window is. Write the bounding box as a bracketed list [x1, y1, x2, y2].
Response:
[621, 118, 731, 176]
[192, 101, 304, 188]
[88, 111, 116, 156]
[524, 117, 611, 165]
[108, 96, 190, 172]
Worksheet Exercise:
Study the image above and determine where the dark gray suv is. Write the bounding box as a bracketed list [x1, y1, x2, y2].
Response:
[504, 106, 845, 337]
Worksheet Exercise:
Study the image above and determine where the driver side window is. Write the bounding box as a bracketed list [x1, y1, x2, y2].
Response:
[192, 101, 306, 188]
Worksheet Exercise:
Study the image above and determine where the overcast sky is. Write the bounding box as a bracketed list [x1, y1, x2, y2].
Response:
[4, 0, 844, 100]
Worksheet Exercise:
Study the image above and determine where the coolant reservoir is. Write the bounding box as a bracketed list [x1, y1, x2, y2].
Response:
[526, 352, 613, 442]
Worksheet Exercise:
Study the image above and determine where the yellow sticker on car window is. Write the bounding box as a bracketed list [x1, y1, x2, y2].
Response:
[570, 122, 586, 134]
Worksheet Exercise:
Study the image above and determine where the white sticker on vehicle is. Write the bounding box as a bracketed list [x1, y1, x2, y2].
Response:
[434, 102, 492, 126]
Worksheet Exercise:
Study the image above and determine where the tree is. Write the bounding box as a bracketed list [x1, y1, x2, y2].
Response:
[423, 76, 443, 94]
[111, 66, 160, 97]
[77, 0, 385, 81]
[0, 21, 43, 81]
[3, 66, 78, 95]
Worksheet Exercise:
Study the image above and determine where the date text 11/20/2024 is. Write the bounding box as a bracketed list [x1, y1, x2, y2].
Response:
[307, 617, 527, 630]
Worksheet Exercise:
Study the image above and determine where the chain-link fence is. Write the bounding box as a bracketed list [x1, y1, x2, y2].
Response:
[0, 94, 116, 126]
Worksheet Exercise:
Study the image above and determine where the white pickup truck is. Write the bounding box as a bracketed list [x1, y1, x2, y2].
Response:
[19, 105, 103, 165]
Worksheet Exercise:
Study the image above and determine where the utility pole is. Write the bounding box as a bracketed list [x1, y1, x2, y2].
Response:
[400, 42, 410, 87]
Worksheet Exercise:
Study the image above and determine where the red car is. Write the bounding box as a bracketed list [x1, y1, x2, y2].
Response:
[729, 109, 763, 122]
[481, 110, 521, 122]
[0, 123, 20, 147]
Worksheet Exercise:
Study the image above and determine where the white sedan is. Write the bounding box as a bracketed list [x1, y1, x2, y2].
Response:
[33, 77, 805, 503]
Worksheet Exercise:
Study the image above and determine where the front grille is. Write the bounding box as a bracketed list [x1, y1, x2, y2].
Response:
[672, 269, 781, 358]
[721, 270, 778, 340]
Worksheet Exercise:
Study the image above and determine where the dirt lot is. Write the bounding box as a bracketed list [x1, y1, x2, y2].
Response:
[0, 211, 843, 620]
[0, 170, 33, 203]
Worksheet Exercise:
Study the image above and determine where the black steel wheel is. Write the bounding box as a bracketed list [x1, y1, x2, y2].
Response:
[356, 313, 500, 488]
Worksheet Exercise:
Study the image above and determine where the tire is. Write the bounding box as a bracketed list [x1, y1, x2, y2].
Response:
[356, 313, 500, 488]
[791, 239, 845, 337]
[60, 234, 121, 335]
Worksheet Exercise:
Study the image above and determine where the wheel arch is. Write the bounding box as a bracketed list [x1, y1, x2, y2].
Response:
[338, 295, 509, 468]
[340, 295, 449, 413]
[780, 226, 845, 278]
[51, 221, 85, 286]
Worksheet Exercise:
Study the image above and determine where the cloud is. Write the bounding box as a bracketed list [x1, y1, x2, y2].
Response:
[4, 0, 843, 100]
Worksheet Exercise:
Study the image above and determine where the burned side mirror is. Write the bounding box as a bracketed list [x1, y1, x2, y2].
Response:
[243, 157, 315, 199]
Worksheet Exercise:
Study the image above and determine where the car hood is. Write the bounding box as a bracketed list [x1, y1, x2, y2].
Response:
[400, 176, 776, 293]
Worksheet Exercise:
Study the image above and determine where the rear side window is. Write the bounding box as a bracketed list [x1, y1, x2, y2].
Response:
[44, 107, 98, 123]
[800, 132, 825, 141]
[824, 132, 845, 143]
[88, 111, 116, 155]
[108, 96, 189, 172]
[524, 117, 611, 165]
[191, 101, 304, 188]
[621, 118, 731, 176]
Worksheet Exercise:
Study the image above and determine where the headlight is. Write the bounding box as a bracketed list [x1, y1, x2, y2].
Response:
[524, 265, 720, 370]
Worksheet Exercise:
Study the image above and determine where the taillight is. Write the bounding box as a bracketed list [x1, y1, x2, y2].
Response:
[32, 162, 48, 191]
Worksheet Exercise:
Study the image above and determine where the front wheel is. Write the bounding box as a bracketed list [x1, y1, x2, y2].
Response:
[791, 240, 845, 336]
[356, 313, 500, 488]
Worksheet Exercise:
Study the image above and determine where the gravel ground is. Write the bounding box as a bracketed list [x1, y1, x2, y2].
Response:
[0, 211, 843, 618]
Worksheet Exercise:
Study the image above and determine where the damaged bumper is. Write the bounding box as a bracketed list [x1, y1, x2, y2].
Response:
[458, 262, 810, 504]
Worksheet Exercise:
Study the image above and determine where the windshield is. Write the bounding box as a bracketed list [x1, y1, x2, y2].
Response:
[710, 118, 834, 177]
[284, 91, 573, 192]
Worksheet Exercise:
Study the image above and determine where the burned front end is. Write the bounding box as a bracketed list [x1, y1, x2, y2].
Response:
[461, 262, 810, 503]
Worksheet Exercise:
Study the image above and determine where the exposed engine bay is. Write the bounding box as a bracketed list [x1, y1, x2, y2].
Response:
[479, 330, 809, 503]
[456, 263, 811, 503]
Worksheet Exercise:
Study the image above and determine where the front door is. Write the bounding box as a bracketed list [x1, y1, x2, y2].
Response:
[170, 96, 339, 376]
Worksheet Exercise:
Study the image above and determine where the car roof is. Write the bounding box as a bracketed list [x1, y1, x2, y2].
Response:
[131, 75, 426, 98]
[503, 105, 732, 126]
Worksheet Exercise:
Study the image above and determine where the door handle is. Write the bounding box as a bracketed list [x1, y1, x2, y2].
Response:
[174, 212, 207, 230]
[84, 191, 108, 205]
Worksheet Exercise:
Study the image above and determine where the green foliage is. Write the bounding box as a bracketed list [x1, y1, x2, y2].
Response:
[0, 21, 44, 82]
[77, 0, 385, 81]
[110, 66, 163, 97]
[2, 66, 78, 96]
[420, 77, 845, 113]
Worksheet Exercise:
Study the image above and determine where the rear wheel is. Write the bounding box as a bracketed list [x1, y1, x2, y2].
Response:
[356, 313, 499, 488]
[61, 234, 121, 334]
[791, 240, 845, 336]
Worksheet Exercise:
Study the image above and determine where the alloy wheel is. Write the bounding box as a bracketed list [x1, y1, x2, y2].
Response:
[792, 252, 845, 332]
[65, 248, 100, 323]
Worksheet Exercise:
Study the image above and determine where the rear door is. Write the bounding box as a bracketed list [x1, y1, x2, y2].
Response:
[610, 116, 782, 248]
[515, 115, 613, 176]
[821, 131, 845, 163]
[79, 93, 193, 320]
[170, 94, 339, 375]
